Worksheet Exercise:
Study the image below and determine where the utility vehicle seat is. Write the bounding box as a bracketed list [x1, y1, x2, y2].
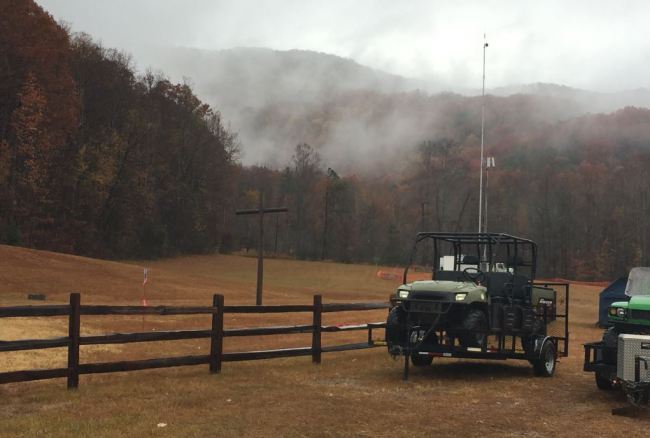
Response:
[434, 270, 465, 282]
[486, 273, 530, 300]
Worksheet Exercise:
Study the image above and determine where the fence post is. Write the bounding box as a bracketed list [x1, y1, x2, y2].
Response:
[312, 295, 322, 364]
[67, 292, 80, 389]
[210, 294, 224, 373]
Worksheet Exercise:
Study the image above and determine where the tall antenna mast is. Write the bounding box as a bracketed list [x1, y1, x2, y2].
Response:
[478, 34, 488, 233]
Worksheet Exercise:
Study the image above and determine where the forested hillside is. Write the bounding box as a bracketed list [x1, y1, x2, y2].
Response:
[234, 105, 650, 280]
[0, 0, 238, 258]
[3, 1, 650, 279]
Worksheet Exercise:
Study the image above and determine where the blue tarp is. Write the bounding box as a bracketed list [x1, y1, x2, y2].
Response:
[598, 277, 629, 327]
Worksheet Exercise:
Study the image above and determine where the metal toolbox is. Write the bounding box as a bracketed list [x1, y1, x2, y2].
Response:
[617, 334, 650, 382]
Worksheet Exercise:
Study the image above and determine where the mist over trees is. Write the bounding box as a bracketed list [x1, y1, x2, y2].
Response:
[232, 105, 650, 281]
[4, 1, 650, 280]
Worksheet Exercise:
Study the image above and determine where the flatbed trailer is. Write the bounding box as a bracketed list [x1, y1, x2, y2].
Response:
[398, 281, 570, 380]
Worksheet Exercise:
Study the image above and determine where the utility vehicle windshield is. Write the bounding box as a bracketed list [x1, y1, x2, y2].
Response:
[625, 267, 650, 297]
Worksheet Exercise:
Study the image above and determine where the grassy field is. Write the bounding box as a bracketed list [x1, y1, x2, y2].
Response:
[0, 244, 648, 437]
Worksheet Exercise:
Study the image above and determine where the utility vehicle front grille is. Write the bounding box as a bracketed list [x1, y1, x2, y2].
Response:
[629, 309, 650, 320]
[409, 292, 449, 301]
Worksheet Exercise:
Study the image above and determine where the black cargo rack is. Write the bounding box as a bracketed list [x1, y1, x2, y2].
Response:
[404, 232, 538, 284]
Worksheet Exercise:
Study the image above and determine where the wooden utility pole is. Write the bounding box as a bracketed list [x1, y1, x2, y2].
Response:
[236, 192, 288, 305]
[321, 168, 339, 260]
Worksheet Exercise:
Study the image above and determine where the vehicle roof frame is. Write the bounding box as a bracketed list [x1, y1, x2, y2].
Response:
[402, 232, 538, 284]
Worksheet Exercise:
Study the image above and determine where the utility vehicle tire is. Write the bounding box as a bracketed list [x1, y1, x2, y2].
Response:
[460, 309, 488, 348]
[386, 307, 406, 353]
[411, 353, 434, 367]
[595, 370, 613, 390]
[601, 327, 619, 364]
[533, 341, 556, 377]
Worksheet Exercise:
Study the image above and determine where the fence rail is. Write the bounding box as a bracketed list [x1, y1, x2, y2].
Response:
[0, 305, 70, 317]
[0, 293, 389, 389]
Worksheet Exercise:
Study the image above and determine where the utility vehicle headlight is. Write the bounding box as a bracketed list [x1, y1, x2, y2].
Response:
[616, 308, 627, 318]
[455, 293, 467, 301]
[398, 290, 409, 299]
[608, 307, 617, 317]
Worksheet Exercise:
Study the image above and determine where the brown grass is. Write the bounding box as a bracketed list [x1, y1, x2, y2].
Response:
[0, 244, 648, 437]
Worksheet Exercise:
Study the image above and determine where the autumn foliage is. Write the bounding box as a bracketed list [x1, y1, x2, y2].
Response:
[0, 1, 237, 257]
[3, 2, 650, 280]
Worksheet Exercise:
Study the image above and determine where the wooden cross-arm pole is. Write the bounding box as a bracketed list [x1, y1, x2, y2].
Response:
[235, 194, 288, 305]
[235, 207, 288, 216]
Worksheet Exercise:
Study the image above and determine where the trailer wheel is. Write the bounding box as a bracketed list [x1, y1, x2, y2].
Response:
[595, 370, 613, 390]
[411, 353, 433, 367]
[459, 309, 488, 348]
[533, 340, 556, 377]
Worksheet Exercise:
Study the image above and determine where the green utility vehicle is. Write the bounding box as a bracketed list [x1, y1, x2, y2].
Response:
[584, 267, 650, 390]
[386, 232, 569, 380]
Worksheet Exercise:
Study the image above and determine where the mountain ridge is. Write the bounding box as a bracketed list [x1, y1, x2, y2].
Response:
[136, 46, 650, 167]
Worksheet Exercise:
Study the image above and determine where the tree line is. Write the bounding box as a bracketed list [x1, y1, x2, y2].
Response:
[4, 1, 650, 280]
[234, 106, 650, 281]
[1, 0, 237, 258]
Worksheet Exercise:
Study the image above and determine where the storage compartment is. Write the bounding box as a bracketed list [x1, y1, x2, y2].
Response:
[616, 334, 650, 382]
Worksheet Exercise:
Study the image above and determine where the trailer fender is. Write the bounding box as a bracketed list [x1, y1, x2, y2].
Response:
[533, 336, 556, 359]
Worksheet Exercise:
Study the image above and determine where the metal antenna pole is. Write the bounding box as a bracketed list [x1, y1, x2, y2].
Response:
[485, 164, 489, 233]
[484, 157, 495, 233]
[478, 35, 488, 234]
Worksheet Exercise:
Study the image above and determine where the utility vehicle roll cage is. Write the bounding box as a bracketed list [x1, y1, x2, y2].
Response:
[402, 232, 538, 284]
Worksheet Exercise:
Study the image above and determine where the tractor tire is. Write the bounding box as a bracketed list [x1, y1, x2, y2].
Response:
[595, 370, 613, 390]
[533, 340, 556, 377]
[601, 327, 619, 364]
[459, 308, 488, 348]
[411, 353, 434, 367]
[386, 307, 406, 354]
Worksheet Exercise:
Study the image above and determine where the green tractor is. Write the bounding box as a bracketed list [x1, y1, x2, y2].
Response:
[584, 267, 650, 391]
[386, 232, 569, 380]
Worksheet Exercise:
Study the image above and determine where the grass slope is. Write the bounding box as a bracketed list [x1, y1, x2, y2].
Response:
[0, 245, 648, 437]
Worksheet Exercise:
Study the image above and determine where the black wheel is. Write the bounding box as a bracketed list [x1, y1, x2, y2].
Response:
[601, 327, 619, 364]
[595, 370, 613, 390]
[533, 341, 556, 377]
[386, 307, 406, 354]
[459, 309, 488, 348]
[411, 353, 433, 367]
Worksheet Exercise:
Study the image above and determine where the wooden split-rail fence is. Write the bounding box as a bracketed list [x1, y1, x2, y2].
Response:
[0, 293, 389, 389]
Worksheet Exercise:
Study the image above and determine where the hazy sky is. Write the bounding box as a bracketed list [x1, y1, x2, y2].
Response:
[37, 0, 650, 92]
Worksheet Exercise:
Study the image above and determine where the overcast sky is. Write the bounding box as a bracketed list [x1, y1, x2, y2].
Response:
[37, 0, 650, 92]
